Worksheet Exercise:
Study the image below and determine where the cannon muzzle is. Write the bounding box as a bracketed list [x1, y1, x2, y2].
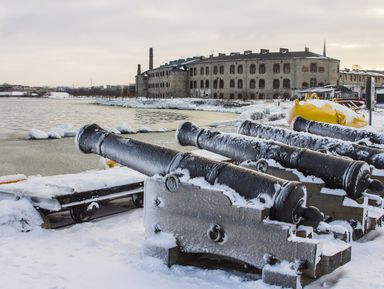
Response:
[76, 123, 323, 226]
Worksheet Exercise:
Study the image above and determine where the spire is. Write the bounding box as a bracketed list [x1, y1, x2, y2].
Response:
[323, 40, 327, 57]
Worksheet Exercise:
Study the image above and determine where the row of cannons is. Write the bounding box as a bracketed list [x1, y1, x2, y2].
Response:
[76, 118, 384, 289]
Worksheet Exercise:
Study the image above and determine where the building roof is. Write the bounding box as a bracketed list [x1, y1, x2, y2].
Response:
[340, 69, 384, 77]
[194, 50, 338, 63]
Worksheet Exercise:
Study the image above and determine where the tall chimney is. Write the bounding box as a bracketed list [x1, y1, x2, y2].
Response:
[149, 47, 153, 70]
[137, 64, 141, 75]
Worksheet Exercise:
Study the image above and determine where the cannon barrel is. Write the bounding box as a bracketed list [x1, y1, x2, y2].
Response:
[293, 116, 384, 145]
[176, 122, 383, 199]
[238, 120, 384, 170]
[76, 123, 323, 226]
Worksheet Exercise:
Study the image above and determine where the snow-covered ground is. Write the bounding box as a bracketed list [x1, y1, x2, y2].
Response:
[0, 207, 383, 289]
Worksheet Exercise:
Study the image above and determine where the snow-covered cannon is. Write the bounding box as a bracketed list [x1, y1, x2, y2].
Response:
[292, 116, 384, 145]
[76, 123, 351, 288]
[177, 121, 383, 200]
[238, 120, 384, 170]
[177, 122, 384, 239]
[76, 123, 322, 226]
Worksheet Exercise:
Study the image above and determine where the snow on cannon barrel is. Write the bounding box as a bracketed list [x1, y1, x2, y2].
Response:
[76, 123, 323, 226]
[238, 120, 384, 170]
[292, 116, 384, 145]
[176, 121, 383, 199]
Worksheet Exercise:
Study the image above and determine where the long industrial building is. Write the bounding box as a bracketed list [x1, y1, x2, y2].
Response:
[136, 47, 340, 99]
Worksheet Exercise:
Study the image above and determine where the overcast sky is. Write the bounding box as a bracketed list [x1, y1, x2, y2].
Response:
[0, 0, 383, 87]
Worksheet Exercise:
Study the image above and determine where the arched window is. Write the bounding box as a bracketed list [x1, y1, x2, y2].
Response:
[250, 64, 256, 74]
[213, 66, 218, 75]
[219, 79, 224, 89]
[219, 65, 224, 74]
[259, 79, 265, 89]
[230, 93, 234, 99]
[200, 67, 204, 75]
[238, 79, 243, 89]
[273, 79, 280, 89]
[273, 64, 280, 73]
[302, 66, 309, 72]
[213, 79, 218, 89]
[193, 68, 197, 76]
[310, 78, 317, 87]
[302, 82, 308, 88]
[200, 80, 204, 88]
[205, 67, 209, 75]
[230, 79, 235, 88]
[283, 79, 290, 89]
[189, 69, 193, 76]
[249, 79, 256, 89]
[259, 64, 266, 74]
[205, 80, 209, 88]
[219, 93, 224, 99]
[193, 80, 197, 88]
[237, 65, 243, 74]
[283, 63, 290, 74]
[230, 65, 235, 74]
[310, 63, 317, 73]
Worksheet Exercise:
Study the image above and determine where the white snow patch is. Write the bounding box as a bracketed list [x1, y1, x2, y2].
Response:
[0, 199, 43, 235]
[115, 122, 135, 134]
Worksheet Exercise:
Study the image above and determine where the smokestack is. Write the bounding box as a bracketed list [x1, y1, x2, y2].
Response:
[149, 47, 153, 70]
[137, 64, 141, 75]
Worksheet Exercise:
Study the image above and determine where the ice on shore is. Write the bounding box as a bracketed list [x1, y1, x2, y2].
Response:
[28, 128, 49, 139]
[115, 122, 135, 134]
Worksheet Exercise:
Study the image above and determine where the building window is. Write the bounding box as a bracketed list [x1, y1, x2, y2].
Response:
[166, 71, 169, 76]
[219, 79, 224, 89]
[166, 82, 169, 88]
[200, 67, 204, 75]
[250, 79, 256, 89]
[273, 64, 280, 73]
[302, 66, 309, 72]
[219, 93, 224, 99]
[238, 93, 242, 99]
[259, 79, 265, 89]
[193, 68, 197, 76]
[205, 67, 209, 75]
[238, 79, 243, 89]
[319, 66, 325, 73]
[283, 63, 291, 73]
[310, 78, 317, 87]
[193, 80, 197, 88]
[318, 82, 324, 87]
[230, 79, 235, 88]
[205, 80, 209, 88]
[310, 63, 317, 73]
[213, 66, 218, 75]
[259, 64, 266, 74]
[230, 65, 235, 74]
[259, 93, 264, 99]
[302, 82, 308, 88]
[219, 65, 224, 74]
[250, 93, 256, 99]
[273, 79, 280, 89]
[250, 64, 256, 74]
[230, 93, 234, 99]
[213, 79, 218, 89]
[283, 79, 290, 89]
[200, 80, 204, 89]
[237, 65, 243, 74]
[213, 93, 218, 98]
